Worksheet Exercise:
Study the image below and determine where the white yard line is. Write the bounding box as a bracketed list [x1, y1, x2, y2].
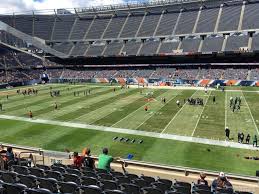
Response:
[111, 90, 181, 127]
[241, 91, 259, 135]
[225, 91, 227, 129]
[135, 90, 182, 130]
[0, 114, 258, 151]
[63, 89, 133, 122]
[161, 90, 199, 134]
[191, 90, 212, 137]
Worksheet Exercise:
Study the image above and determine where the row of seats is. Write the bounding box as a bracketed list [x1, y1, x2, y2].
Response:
[51, 34, 256, 56]
[2, 1, 259, 41]
[0, 164, 252, 194]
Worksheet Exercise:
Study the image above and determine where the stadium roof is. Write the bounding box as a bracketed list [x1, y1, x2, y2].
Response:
[1, 0, 242, 15]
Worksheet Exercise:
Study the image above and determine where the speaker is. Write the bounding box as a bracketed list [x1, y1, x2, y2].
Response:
[256, 171, 259, 177]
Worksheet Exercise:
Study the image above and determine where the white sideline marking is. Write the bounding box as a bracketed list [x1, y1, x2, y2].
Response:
[161, 90, 198, 134]
[135, 90, 182, 130]
[242, 91, 259, 135]
[191, 90, 211, 137]
[0, 114, 258, 151]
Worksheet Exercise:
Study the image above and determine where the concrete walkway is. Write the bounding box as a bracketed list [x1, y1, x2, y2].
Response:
[0, 114, 258, 151]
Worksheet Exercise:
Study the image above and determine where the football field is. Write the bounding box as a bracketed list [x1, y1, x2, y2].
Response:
[0, 83, 259, 176]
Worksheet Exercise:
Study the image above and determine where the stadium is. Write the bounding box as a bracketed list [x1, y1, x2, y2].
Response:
[0, 0, 259, 193]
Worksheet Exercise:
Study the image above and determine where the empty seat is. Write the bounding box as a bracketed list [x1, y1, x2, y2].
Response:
[12, 165, 29, 175]
[142, 187, 163, 194]
[66, 168, 82, 176]
[51, 166, 66, 173]
[141, 175, 155, 184]
[120, 183, 141, 194]
[193, 189, 212, 194]
[17, 174, 37, 188]
[2, 183, 27, 194]
[152, 182, 171, 192]
[38, 178, 58, 193]
[98, 173, 113, 180]
[173, 185, 191, 194]
[132, 178, 150, 188]
[36, 165, 50, 171]
[58, 181, 79, 194]
[29, 167, 45, 177]
[1, 171, 18, 183]
[52, 163, 67, 168]
[126, 173, 139, 181]
[100, 180, 118, 190]
[157, 178, 172, 187]
[82, 170, 97, 178]
[45, 170, 62, 181]
[115, 176, 131, 185]
[81, 166, 95, 172]
[81, 176, 98, 186]
[81, 185, 103, 194]
[110, 171, 124, 177]
[96, 169, 109, 174]
[26, 188, 52, 194]
[105, 190, 126, 194]
[63, 173, 81, 184]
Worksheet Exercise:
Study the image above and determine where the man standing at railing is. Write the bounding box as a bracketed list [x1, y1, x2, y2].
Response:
[98, 148, 113, 172]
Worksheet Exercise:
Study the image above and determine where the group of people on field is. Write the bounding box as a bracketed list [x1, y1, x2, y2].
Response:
[229, 96, 241, 112]
[225, 127, 258, 147]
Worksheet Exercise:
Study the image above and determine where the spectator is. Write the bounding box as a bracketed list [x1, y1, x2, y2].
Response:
[83, 148, 95, 169]
[197, 172, 208, 186]
[73, 152, 84, 168]
[211, 172, 233, 192]
[0, 145, 6, 154]
[6, 147, 15, 161]
[98, 148, 114, 172]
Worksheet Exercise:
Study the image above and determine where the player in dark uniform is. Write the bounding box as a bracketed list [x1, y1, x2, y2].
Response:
[28, 111, 33, 119]
[225, 127, 230, 140]
[213, 96, 216, 104]
[246, 134, 250, 144]
[0, 103, 2, 111]
[54, 102, 58, 110]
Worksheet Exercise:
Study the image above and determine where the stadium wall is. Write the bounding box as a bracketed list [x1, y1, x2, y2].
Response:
[49, 78, 259, 87]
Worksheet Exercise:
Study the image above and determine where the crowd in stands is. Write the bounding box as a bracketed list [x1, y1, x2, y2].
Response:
[0, 145, 250, 194]
[0, 67, 259, 84]
[57, 68, 254, 81]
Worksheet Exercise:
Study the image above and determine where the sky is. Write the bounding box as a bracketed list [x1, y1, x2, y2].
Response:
[0, 0, 146, 14]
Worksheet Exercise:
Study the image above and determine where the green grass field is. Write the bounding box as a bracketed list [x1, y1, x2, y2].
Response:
[0, 83, 259, 176]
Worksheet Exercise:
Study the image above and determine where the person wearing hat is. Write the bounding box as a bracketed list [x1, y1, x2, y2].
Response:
[197, 172, 208, 186]
[212, 172, 233, 192]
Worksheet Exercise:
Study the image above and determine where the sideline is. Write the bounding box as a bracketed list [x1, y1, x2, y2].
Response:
[0, 114, 259, 151]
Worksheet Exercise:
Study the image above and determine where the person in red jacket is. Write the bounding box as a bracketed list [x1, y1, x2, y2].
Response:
[73, 152, 84, 168]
